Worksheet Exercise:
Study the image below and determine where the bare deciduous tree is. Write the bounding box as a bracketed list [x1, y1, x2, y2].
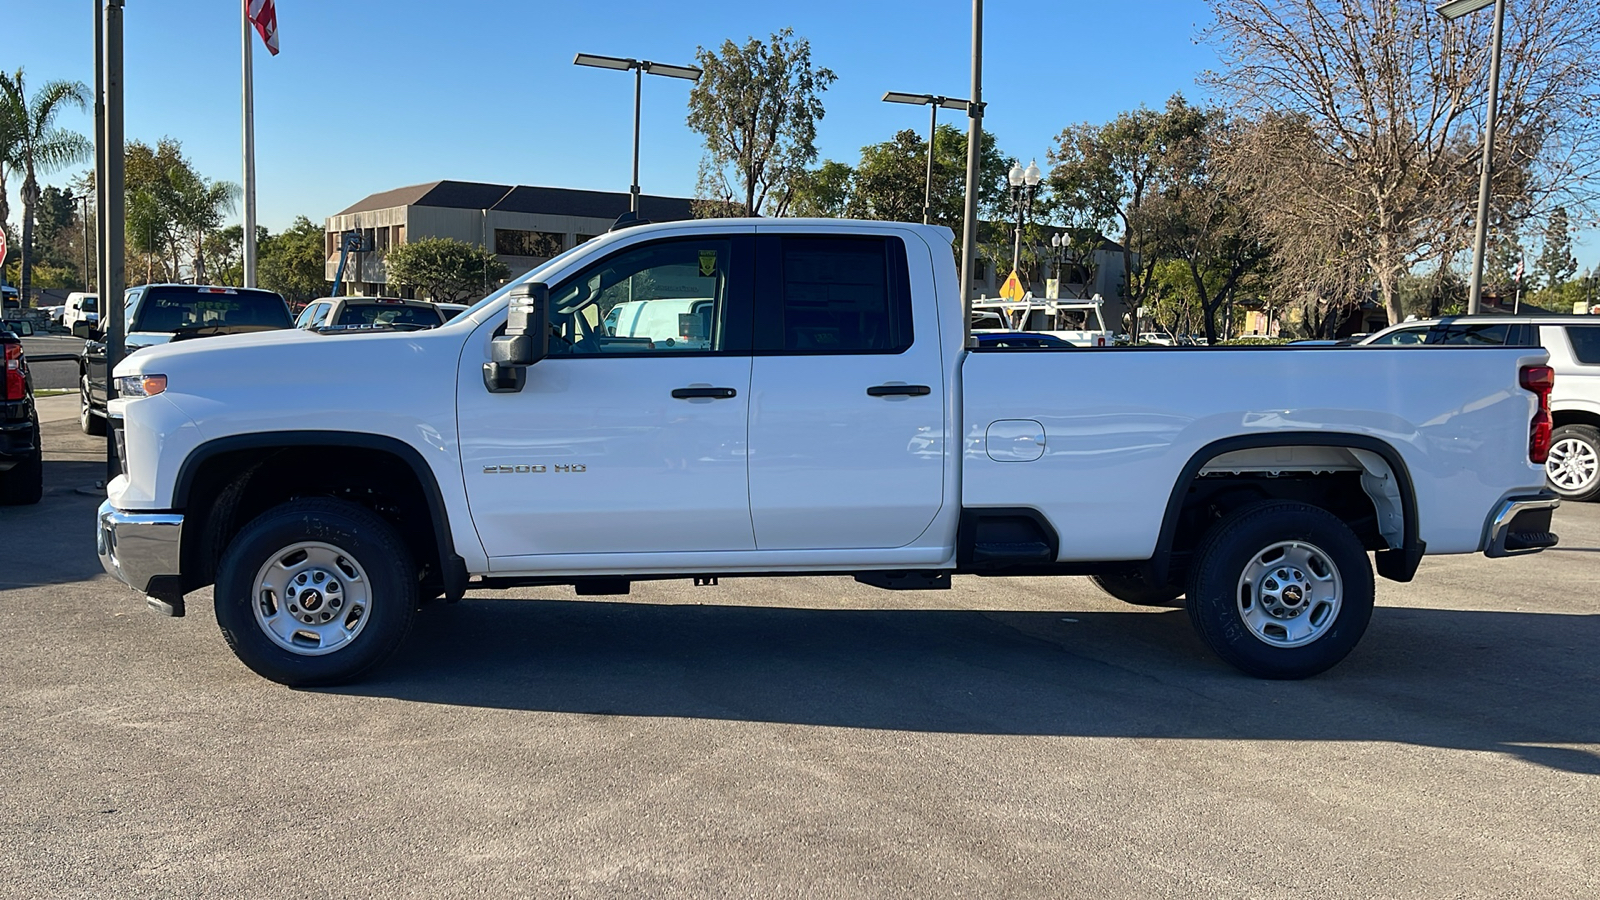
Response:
[1206, 0, 1600, 324]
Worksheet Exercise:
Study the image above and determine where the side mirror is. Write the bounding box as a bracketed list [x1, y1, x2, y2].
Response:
[72, 321, 91, 339]
[483, 282, 549, 393]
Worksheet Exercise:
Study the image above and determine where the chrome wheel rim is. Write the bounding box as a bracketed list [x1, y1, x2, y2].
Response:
[251, 541, 372, 656]
[1236, 541, 1342, 648]
[1547, 437, 1599, 494]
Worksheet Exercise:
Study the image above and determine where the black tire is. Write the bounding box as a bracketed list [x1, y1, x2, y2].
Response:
[1546, 424, 1600, 502]
[1091, 571, 1184, 607]
[79, 375, 105, 436]
[1186, 500, 1374, 679]
[0, 428, 43, 506]
[214, 497, 417, 686]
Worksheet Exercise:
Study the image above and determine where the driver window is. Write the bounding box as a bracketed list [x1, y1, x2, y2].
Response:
[547, 238, 734, 355]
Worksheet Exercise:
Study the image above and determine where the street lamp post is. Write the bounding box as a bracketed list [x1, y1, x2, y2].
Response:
[1049, 232, 1071, 299]
[882, 92, 971, 225]
[1007, 159, 1042, 278]
[1437, 0, 1506, 315]
[573, 53, 702, 215]
[62, 191, 92, 291]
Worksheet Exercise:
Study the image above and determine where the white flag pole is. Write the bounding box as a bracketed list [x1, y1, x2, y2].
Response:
[242, 0, 257, 288]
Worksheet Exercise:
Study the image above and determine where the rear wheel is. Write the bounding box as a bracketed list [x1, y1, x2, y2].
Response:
[214, 498, 417, 686]
[1186, 500, 1373, 679]
[79, 375, 105, 436]
[0, 423, 42, 506]
[1546, 424, 1600, 502]
[1091, 571, 1184, 607]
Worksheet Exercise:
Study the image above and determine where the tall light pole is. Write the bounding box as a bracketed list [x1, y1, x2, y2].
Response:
[573, 53, 702, 215]
[1007, 159, 1043, 277]
[1437, 0, 1505, 315]
[882, 92, 971, 224]
[62, 191, 92, 291]
[958, 0, 985, 349]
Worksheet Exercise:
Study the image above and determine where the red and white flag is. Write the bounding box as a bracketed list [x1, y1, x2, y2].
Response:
[247, 0, 280, 56]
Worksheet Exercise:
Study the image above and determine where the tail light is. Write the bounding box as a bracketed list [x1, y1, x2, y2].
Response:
[1520, 365, 1555, 464]
[3, 343, 24, 401]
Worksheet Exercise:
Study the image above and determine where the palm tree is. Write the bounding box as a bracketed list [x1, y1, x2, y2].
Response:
[0, 69, 90, 306]
[0, 92, 18, 281]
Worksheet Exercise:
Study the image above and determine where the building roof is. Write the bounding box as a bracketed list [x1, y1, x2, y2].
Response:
[336, 179, 693, 221]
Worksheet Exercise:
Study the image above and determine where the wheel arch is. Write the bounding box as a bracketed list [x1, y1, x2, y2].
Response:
[173, 431, 468, 602]
[1151, 432, 1423, 586]
[1551, 407, 1600, 430]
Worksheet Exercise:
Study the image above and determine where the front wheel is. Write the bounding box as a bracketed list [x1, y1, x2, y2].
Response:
[214, 498, 417, 686]
[1186, 500, 1374, 679]
[80, 375, 106, 436]
[1546, 424, 1600, 502]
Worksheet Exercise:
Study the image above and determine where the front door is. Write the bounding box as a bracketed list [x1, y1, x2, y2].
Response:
[458, 233, 756, 559]
[746, 231, 947, 550]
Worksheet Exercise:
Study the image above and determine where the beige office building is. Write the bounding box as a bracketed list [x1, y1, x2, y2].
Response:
[324, 181, 693, 298]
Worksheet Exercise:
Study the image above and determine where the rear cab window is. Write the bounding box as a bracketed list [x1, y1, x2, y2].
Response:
[132, 287, 293, 333]
[335, 304, 443, 329]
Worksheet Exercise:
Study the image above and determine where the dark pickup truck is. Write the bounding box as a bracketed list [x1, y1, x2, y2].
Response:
[79, 283, 293, 435]
[1, 320, 42, 505]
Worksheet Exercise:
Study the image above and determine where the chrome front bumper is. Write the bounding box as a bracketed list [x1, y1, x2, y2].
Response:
[1483, 493, 1560, 558]
[97, 500, 185, 610]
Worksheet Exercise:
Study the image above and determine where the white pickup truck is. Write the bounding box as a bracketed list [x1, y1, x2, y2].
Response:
[96, 219, 1561, 686]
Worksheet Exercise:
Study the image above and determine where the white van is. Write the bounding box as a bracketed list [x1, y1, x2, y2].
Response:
[601, 297, 715, 350]
[63, 292, 99, 332]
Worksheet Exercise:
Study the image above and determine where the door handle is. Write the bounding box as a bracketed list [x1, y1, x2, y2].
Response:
[671, 386, 738, 400]
[866, 384, 931, 397]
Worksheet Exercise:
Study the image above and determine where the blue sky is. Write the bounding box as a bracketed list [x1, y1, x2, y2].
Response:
[2, 0, 1594, 270]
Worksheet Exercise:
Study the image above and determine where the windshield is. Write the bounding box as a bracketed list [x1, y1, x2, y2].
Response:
[336, 304, 442, 328]
[132, 288, 293, 332]
[81, 298, 98, 311]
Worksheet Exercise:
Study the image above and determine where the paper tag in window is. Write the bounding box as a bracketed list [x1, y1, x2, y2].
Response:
[699, 251, 718, 278]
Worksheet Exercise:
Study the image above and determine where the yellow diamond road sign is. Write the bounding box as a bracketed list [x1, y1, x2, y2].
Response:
[1000, 269, 1026, 302]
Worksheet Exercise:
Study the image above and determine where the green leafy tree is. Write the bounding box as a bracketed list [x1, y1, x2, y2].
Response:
[384, 236, 509, 303]
[1535, 207, 1578, 292]
[0, 69, 91, 305]
[257, 217, 329, 304]
[785, 159, 854, 218]
[687, 29, 836, 217]
[1048, 94, 1210, 326]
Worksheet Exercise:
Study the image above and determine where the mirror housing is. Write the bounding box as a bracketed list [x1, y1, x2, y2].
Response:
[72, 321, 92, 339]
[483, 282, 549, 393]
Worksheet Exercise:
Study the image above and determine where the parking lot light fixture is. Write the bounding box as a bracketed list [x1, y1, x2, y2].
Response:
[574, 53, 703, 214]
[882, 91, 973, 224]
[1436, 0, 1494, 19]
[1435, 0, 1506, 314]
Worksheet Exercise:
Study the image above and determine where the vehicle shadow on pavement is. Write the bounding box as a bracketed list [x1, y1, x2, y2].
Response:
[340, 597, 1600, 775]
[0, 460, 107, 590]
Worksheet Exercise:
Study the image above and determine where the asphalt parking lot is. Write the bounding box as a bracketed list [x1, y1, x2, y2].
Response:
[3, 398, 1597, 898]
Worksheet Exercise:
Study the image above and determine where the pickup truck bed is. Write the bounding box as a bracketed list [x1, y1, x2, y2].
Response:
[93, 219, 1559, 686]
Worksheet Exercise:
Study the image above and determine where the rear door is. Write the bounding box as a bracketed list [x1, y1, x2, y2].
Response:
[745, 230, 946, 550]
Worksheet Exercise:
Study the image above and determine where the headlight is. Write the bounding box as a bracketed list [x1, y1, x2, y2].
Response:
[114, 374, 168, 398]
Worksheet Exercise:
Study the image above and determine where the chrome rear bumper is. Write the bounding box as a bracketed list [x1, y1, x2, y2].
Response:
[97, 499, 185, 610]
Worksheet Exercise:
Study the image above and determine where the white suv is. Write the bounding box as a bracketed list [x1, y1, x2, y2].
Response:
[1362, 316, 1600, 500]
